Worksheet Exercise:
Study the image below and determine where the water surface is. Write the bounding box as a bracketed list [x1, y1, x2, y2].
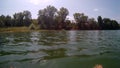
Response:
[0, 30, 120, 68]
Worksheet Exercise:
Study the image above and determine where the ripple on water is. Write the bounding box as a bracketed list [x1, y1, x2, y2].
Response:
[0, 30, 120, 68]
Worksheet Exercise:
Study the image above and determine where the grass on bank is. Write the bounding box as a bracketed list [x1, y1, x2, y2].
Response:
[0, 27, 31, 33]
[0, 22, 41, 33]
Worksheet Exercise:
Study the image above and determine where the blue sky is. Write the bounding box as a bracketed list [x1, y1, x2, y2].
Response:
[0, 0, 120, 21]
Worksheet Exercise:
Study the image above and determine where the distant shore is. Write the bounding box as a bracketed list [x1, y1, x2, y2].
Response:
[0, 27, 31, 33]
[0, 27, 120, 33]
[0, 27, 59, 33]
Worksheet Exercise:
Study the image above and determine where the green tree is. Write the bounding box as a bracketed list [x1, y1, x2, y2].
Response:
[23, 10, 32, 26]
[73, 13, 81, 23]
[13, 12, 24, 26]
[0, 15, 5, 27]
[56, 7, 69, 29]
[38, 5, 57, 29]
[0, 15, 13, 27]
[97, 16, 103, 29]
[73, 13, 89, 29]
[111, 20, 119, 29]
[88, 18, 98, 30]
[103, 18, 112, 29]
[5, 15, 12, 27]
[102, 18, 119, 30]
[73, 13, 82, 29]
[65, 19, 72, 30]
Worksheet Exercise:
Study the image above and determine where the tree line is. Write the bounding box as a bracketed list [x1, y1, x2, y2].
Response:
[0, 11, 32, 27]
[0, 5, 120, 30]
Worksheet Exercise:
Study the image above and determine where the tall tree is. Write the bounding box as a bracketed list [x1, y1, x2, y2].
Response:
[97, 16, 103, 29]
[111, 20, 119, 29]
[103, 18, 111, 29]
[0, 15, 5, 27]
[23, 10, 32, 26]
[102, 18, 119, 30]
[73, 13, 81, 29]
[38, 5, 57, 29]
[73, 13, 88, 29]
[73, 13, 81, 23]
[88, 18, 98, 30]
[5, 15, 12, 27]
[56, 7, 69, 29]
[13, 12, 24, 26]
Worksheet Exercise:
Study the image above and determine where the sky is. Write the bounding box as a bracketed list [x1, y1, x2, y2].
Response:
[0, 0, 120, 21]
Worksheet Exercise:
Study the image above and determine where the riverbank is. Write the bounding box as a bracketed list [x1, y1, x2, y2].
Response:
[0, 27, 57, 33]
[0, 27, 31, 33]
[0, 27, 119, 33]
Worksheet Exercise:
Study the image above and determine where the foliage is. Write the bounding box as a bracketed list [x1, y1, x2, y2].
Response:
[0, 5, 119, 30]
[38, 5, 57, 29]
[73, 13, 98, 30]
[0, 10, 32, 27]
[56, 7, 69, 29]
[102, 18, 119, 30]
[97, 16, 103, 29]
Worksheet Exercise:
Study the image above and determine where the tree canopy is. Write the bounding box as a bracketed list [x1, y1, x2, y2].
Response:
[0, 5, 119, 30]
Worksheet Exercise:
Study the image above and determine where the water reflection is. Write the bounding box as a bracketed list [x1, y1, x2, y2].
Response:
[36, 31, 68, 60]
[30, 31, 40, 45]
[38, 31, 68, 46]
[68, 31, 77, 43]
[42, 48, 66, 60]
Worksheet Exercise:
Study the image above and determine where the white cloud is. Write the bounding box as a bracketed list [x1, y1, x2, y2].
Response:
[93, 8, 99, 12]
[29, 0, 40, 5]
[29, 0, 52, 5]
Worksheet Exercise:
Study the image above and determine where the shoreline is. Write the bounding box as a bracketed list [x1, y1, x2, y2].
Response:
[0, 27, 119, 33]
[0, 27, 31, 33]
[0, 27, 65, 33]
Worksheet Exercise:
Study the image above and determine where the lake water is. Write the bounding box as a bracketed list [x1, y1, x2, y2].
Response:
[0, 30, 120, 68]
